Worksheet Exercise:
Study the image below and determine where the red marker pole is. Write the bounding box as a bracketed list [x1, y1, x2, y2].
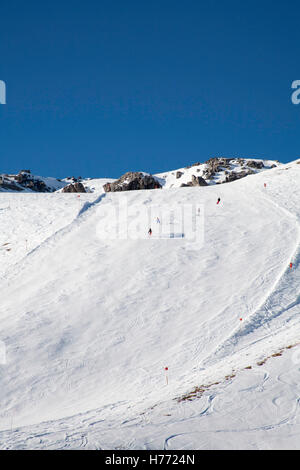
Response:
[164, 367, 169, 385]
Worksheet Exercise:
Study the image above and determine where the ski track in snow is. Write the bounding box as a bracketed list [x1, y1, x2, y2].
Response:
[0, 192, 108, 286]
[204, 178, 300, 368]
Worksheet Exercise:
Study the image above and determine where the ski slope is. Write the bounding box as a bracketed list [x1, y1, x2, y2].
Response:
[0, 161, 299, 449]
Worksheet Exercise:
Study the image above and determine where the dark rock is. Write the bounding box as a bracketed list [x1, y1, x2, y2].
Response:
[62, 182, 86, 193]
[104, 172, 161, 192]
[0, 178, 23, 191]
[202, 157, 231, 179]
[191, 175, 208, 186]
[246, 160, 264, 169]
[224, 169, 254, 183]
[181, 175, 208, 187]
[176, 171, 184, 179]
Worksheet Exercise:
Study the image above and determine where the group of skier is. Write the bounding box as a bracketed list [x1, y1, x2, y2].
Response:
[147, 198, 223, 236]
[147, 184, 271, 237]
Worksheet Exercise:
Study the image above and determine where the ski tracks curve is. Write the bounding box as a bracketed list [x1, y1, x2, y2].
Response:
[203, 186, 300, 367]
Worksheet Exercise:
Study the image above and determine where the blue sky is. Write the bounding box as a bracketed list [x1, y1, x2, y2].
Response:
[1, 0, 300, 178]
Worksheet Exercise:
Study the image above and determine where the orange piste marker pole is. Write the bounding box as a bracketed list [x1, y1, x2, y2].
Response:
[164, 367, 169, 385]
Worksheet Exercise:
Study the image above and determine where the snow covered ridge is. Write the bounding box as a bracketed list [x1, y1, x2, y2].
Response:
[102, 157, 282, 192]
[0, 158, 282, 193]
[154, 157, 282, 189]
[0, 171, 105, 194]
[0, 170, 66, 193]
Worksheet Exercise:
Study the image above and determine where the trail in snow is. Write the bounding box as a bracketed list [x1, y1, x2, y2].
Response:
[0, 192, 108, 286]
[204, 176, 300, 366]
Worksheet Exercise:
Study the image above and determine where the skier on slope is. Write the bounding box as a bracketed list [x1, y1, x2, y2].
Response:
[148, 228, 152, 236]
[216, 197, 221, 205]
[156, 217, 160, 223]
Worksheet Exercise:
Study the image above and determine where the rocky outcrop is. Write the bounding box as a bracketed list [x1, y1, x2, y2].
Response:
[62, 182, 86, 193]
[191, 175, 208, 186]
[15, 170, 32, 184]
[171, 157, 268, 188]
[0, 170, 53, 192]
[224, 169, 254, 183]
[103, 172, 161, 192]
[0, 176, 23, 191]
[202, 157, 232, 180]
[199, 157, 265, 182]
[246, 160, 264, 169]
[24, 179, 48, 191]
[180, 175, 208, 187]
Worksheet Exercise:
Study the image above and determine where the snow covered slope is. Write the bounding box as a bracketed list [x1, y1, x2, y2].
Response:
[0, 160, 299, 449]
[154, 157, 281, 188]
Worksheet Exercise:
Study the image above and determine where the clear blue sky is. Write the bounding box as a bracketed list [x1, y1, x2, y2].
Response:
[1, 0, 300, 178]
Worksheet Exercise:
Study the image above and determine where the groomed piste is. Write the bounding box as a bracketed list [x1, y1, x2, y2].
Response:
[0, 159, 299, 449]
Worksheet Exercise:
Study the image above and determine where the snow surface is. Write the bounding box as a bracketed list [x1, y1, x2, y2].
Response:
[0, 160, 299, 449]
